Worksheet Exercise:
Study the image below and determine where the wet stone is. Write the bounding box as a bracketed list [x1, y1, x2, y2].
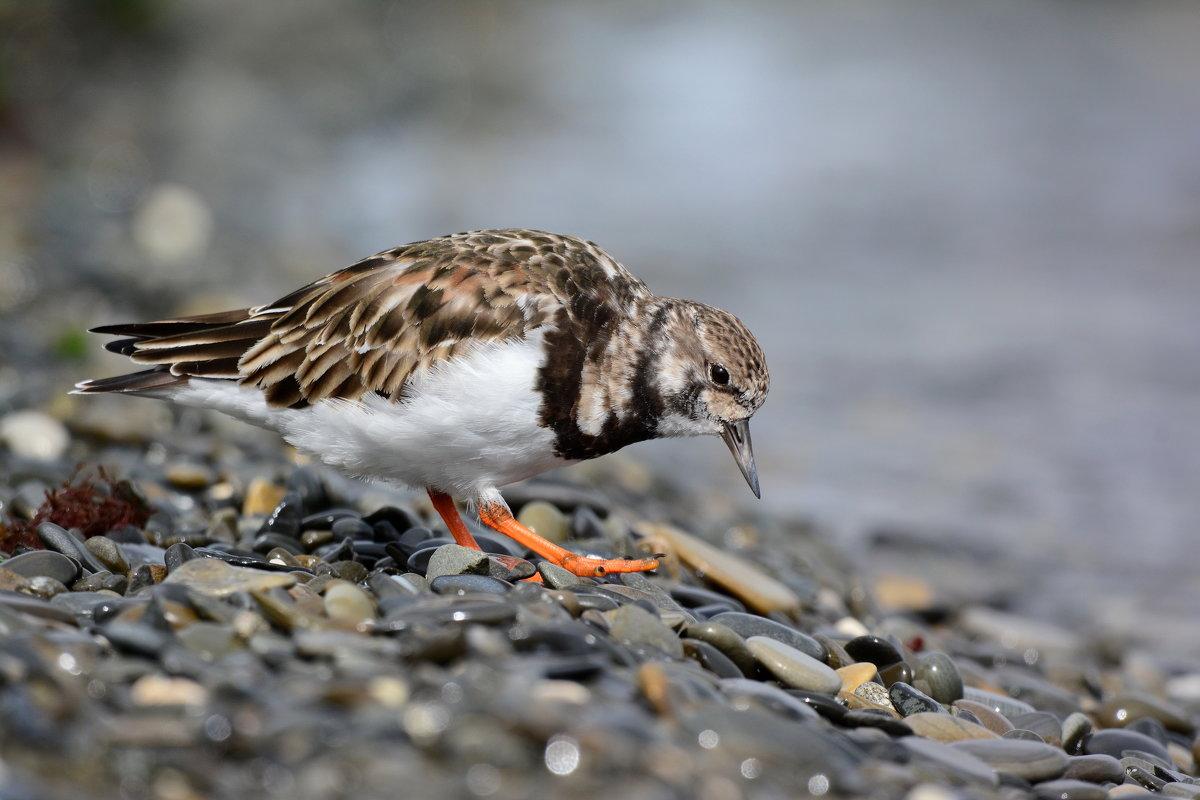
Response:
[890, 681, 943, 716]
[682, 638, 743, 679]
[301, 529, 334, 551]
[431, 574, 512, 596]
[879, 660, 915, 688]
[163, 557, 297, 597]
[1, 550, 81, 584]
[916, 651, 965, 704]
[425, 544, 489, 581]
[323, 580, 375, 625]
[816, 633, 856, 670]
[710, 611, 825, 661]
[1062, 712, 1093, 754]
[952, 738, 1069, 783]
[844, 634, 903, 667]
[537, 561, 585, 589]
[1063, 754, 1124, 784]
[37, 522, 106, 572]
[603, 604, 682, 658]
[1097, 692, 1195, 736]
[906, 711, 999, 742]
[684, 621, 757, 676]
[1033, 779, 1111, 800]
[73, 570, 127, 594]
[746, 635, 841, 694]
[963, 687, 1036, 720]
[164, 542, 198, 573]
[1083, 728, 1172, 764]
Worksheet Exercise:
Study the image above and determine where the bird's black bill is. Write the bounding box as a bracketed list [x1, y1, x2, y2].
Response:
[721, 419, 761, 499]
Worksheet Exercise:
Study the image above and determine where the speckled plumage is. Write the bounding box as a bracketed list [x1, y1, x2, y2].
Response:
[77, 229, 770, 499]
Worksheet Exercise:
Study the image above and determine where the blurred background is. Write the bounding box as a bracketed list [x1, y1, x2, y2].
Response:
[2, 2, 1198, 621]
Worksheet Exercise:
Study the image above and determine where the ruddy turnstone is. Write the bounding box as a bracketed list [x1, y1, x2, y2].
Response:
[76, 229, 770, 576]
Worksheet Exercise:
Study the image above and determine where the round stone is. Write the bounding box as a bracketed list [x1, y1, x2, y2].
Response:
[85, 536, 130, 575]
[1082, 728, 1171, 764]
[709, 611, 825, 661]
[516, 501, 569, 544]
[684, 621, 756, 676]
[954, 699, 1015, 735]
[682, 639, 745, 679]
[0, 410, 69, 461]
[603, 604, 682, 657]
[837, 662, 878, 693]
[745, 635, 841, 694]
[1, 550, 81, 585]
[844, 635, 903, 667]
[425, 544, 489, 581]
[1061, 711, 1093, 754]
[1062, 754, 1123, 784]
[962, 687, 1036, 720]
[905, 712, 999, 742]
[1096, 692, 1195, 736]
[879, 660, 915, 687]
[323, 580, 375, 625]
[951, 739, 1069, 782]
[430, 574, 512, 595]
[915, 651, 964, 704]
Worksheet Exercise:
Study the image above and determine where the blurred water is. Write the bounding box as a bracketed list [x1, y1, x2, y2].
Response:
[3, 0, 1199, 574]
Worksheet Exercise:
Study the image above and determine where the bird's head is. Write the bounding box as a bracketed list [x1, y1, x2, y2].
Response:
[651, 300, 770, 498]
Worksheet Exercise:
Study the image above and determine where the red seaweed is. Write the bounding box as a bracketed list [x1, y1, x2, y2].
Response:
[2, 466, 149, 552]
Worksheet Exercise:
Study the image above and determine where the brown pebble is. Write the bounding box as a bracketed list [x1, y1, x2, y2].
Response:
[243, 478, 286, 516]
[953, 699, 1015, 735]
[906, 711, 999, 742]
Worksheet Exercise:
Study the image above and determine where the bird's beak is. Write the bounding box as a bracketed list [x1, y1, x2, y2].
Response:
[721, 419, 761, 499]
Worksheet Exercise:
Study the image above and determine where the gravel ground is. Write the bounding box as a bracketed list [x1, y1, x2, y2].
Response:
[1, 400, 1199, 800]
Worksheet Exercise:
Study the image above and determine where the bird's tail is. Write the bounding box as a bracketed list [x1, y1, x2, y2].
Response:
[71, 368, 186, 397]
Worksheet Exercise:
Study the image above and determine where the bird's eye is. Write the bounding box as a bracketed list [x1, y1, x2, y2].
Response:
[709, 364, 730, 385]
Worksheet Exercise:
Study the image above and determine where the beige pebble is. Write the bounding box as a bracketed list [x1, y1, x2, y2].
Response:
[905, 712, 999, 742]
[640, 523, 800, 614]
[516, 501, 569, 544]
[242, 478, 285, 516]
[163, 558, 297, 597]
[130, 675, 207, 706]
[838, 663, 878, 693]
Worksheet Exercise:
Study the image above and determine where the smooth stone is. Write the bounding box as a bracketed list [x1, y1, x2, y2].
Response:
[26, 576, 68, 598]
[486, 555, 535, 582]
[670, 584, 746, 613]
[430, 574, 512, 596]
[1124, 765, 1166, 792]
[1062, 712, 1093, 754]
[0, 589, 75, 622]
[954, 699, 1015, 735]
[163, 557, 297, 597]
[879, 660, 915, 688]
[537, 561, 584, 589]
[253, 533, 303, 555]
[1, 550, 81, 584]
[710, 611, 825, 661]
[1083, 728, 1172, 764]
[362, 505, 419, 533]
[1126, 718, 1170, 748]
[1011, 711, 1064, 747]
[516, 501, 569, 544]
[837, 662, 878, 692]
[682, 638, 743, 679]
[916, 651, 965, 704]
[242, 479, 286, 516]
[901, 737, 1000, 787]
[963, 687, 1036, 720]
[164, 462, 214, 489]
[101, 621, 170, 656]
[82, 536, 129, 574]
[1004, 729, 1046, 742]
[1163, 783, 1200, 799]
[331, 516, 374, 541]
[683, 621, 756, 676]
[0, 410, 68, 460]
[783, 689, 849, 722]
[816, 634, 856, 670]
[425, 544, 489, 581]
[573, 592, 620, 613]
[642, 523, 800, 614]
[746, 635, 841, 694]
[164, 542, 198, 573]
[890, 681, 943, 716]
[906, 711, 999, 742]
[1033, 779, 1111, 800]
[844, 635, 903, 667]
[72, 570, 127, 594]
[603, 605, 682, 657]
[1063, 754, 1124, 784]
[1097, 693, 1195, 736]
[841, 709, 913, 737]
[323, 580, 375, 625]
[952, 739, 1069, 782]
[720, 678, 820, 722]
[36, 522, 106, 572]
[301, 529, 335, 551]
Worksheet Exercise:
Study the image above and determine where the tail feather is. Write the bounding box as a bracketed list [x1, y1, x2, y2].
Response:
[72, 368, 186, 396]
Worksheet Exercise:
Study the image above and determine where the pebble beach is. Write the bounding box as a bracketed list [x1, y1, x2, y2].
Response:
[2, 400, 1199, 800]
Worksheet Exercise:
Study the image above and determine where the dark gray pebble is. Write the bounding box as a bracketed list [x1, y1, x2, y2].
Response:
[1082, 728, 1171, 763]
[486, 554, 535, 582]
[682, 638, 743, 679]
[332, 516, 375, 540]
[1062, 754, 1123, 784]
[36, 522, 106, 573]
[952, 739, 1069, 783]
[1003, 729, 1046, 742]
[1032, 779, 1109, 800]
[164, 542, 197, 572]
[84, 536, 129, 574]
[889, 681, 943, 716]
[720, 678, 821, 723]
[1, 550, 80, 584]
[669, 584, 746, 612]
[840, 709, 914, 737]
[430, 574, 511, 595]
[915, 651, 964, 704]
[259, 492, 302, 538]
[100, 621, 170, 656]
[710, 611, 825, 661]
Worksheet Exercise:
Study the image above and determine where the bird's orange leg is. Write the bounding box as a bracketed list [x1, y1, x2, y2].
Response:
[427, 488, 482, 550]
[477, 501, 659, 578]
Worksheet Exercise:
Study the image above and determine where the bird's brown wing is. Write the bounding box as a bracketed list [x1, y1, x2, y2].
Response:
[105, 229, 649, 408]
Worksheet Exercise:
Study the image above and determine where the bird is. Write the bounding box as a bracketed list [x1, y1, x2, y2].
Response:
[75, 229, 770, 577]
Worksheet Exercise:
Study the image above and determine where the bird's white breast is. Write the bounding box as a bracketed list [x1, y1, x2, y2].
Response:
[167, 332, 570, 499]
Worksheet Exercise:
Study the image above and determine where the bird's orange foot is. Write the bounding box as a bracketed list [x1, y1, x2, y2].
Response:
[478, 501, 659, 578]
